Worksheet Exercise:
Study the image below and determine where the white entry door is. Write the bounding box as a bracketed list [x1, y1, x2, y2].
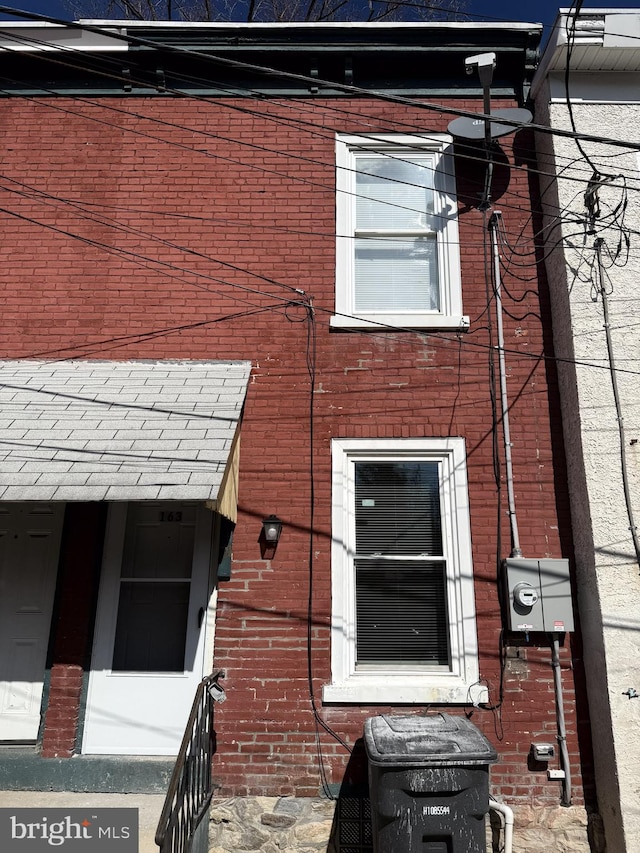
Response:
[0, 503, 64, 742]
[83, 502, 213, 756]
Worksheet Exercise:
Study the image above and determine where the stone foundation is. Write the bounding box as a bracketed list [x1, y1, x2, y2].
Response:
[209, 797, 342, 853]
[208, 796, 597, 853]
[493, 803, 599, 853]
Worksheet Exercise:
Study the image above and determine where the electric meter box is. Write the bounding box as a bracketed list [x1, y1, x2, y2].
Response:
[503, 558, 574, 633]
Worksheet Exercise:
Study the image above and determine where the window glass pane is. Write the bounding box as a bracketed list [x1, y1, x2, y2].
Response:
[112, 581, 189, 672]
[354, 237, 439, 311]
[355, 561, 449, 666]
[356, 156, 435, 231]
[355, 461, 443, 556]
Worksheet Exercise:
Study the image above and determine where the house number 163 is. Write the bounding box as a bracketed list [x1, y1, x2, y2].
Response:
[159, 511, 183, 522]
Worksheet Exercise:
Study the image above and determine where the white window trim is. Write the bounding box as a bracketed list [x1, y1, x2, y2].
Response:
[323, 438, 486, 705]
[331, 134, 468, 331]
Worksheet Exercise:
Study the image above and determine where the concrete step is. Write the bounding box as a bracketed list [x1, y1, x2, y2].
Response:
[0, 790, 166, 853]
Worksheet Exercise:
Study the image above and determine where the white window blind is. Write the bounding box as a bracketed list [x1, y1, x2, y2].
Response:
[354, 156, 439, 312]
[355, 562, 449, 665]
[354, 461, 450, 667]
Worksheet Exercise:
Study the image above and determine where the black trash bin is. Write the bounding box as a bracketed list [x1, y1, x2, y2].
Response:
[364, 713, 498, 853]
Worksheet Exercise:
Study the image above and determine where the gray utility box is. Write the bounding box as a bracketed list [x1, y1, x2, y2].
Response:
[364, 714, 498, 853]
[502, 558, 574, 633]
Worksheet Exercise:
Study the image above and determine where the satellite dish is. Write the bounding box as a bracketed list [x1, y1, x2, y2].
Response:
[448, 108, 533, 140]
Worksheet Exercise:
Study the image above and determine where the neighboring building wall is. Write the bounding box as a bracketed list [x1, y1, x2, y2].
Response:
[0, 41, 594, 849]
[535, 77, 640, 851]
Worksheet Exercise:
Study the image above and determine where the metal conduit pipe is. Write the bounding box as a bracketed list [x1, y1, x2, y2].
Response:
[489, 211, 522, 558]
[551, 633, 573, 806]
[489, 798, 514, 853]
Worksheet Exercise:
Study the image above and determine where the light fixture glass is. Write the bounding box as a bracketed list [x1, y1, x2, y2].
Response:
[262, 515, 283, 545]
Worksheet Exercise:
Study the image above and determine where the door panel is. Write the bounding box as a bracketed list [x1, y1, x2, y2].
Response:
[112, 582, 191, 672]
[0, 504, 64, 741]
[82, 502, 212, 755]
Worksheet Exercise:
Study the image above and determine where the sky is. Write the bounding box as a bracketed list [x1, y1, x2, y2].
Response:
[2, 0, 640, 36]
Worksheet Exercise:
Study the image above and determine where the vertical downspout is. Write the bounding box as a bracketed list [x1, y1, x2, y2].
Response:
[489, 211, 522, 558]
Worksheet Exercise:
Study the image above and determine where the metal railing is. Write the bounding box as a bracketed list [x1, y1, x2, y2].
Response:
[155, 670, 226, 853]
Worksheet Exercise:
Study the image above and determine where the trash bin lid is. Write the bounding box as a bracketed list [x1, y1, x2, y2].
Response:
[364, 713, 498, 766]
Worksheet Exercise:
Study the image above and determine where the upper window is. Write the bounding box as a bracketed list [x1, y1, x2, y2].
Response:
[332, 135, 466, 330]
[323, 438, 484, 704]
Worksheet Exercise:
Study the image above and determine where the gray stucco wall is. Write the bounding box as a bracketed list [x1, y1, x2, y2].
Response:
[535, 80, 640, 852]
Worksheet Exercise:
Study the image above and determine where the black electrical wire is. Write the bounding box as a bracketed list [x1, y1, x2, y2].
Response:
[4, 5, 640, 157]
[0, 8, 636, 270]
[301, 295, 354, 795]
[0, 22, 638, 253]
[6, 179, 640, 377]
[0, 25, 634, 201]
[0, 84, 626, 279]
[6, 183, 640, 377]
[0, 173, 307, 296]
[3, 11, 640, 374]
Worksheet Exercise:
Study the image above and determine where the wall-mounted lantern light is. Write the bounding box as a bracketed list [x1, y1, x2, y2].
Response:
[261, 515, 283, 548]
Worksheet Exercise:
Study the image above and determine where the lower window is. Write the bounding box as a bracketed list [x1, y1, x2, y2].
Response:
[323, 438, 485, 704]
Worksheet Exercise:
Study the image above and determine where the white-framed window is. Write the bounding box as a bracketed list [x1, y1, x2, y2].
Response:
[331, 134, 466, 331]
[323, 438, 485, 705]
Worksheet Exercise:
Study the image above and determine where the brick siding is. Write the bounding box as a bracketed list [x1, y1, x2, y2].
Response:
[0, 94, 592, 808]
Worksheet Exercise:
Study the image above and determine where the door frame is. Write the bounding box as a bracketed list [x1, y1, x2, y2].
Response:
[82, 501, 215, 755]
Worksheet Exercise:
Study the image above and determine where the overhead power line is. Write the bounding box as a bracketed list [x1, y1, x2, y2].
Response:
[1, 15, 640, 228]
[0, 7, 638, 380]
[4, 186, 640, 377]
[3, 6, 640, 156]
[0, 41, 598, 258]
[2, 21, 635, 194]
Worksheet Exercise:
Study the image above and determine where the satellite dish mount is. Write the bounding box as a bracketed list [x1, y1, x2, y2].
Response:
[465, 52, 496, 209]
[465, 52, 497, 154]
[447, 53, 533, 209]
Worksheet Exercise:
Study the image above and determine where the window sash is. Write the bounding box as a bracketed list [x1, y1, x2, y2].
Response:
[353, 459, 449, 670]
[354, 460, 443, 556]
[355, 559, 450, 668]
[354, 235, 440, 312]
[333, 135, 464, 329]
[326, 438, 482, 705]
[353, 151, 440, 312]
[355, 154, 437, 233]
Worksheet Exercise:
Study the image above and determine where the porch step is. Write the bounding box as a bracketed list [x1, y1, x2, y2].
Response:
[0, 790, 165, 853]
[0, 750, 174, 792]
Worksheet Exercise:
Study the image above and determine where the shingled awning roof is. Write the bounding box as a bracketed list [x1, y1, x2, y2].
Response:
[0, 360, 251, 503]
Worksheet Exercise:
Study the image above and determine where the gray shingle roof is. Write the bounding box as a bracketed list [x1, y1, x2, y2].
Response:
[0, 360, 251, 502]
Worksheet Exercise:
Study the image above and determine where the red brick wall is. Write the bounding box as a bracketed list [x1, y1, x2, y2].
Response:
[0, 94, 591, 806]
